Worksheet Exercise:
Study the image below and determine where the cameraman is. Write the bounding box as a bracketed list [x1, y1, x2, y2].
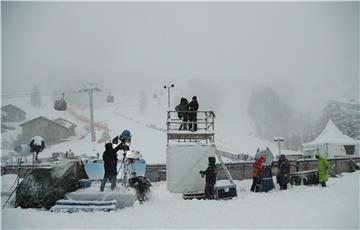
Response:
[100, 142, 123, 191]
[100, 130, 132, 192]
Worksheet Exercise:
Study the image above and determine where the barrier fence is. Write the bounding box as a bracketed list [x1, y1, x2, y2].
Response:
[2, 156, 359, 182]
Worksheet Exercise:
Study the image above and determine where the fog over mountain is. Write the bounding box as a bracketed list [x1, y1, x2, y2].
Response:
[2, 2, 359, 126]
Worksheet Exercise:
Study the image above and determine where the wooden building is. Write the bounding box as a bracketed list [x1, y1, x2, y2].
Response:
[1, 104, 26, 122]
[20, 116, 76, 144]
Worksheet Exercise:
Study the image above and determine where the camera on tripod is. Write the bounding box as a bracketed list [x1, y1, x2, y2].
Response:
[122, 140, 130, 151]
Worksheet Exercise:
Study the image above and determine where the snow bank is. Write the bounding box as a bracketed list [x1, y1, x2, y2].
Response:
[1, 174, 19, 196]
[2, 171, 359, 229]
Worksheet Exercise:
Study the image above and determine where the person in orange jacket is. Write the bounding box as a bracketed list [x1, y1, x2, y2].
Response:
[250, 156, 265, 192]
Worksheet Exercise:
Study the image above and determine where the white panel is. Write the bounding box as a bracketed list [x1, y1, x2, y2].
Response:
[166, 144, 216, 193]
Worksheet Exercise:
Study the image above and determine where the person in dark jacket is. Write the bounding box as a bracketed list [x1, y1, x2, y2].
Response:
[276, 154, 290, 190]
[175, 98, 189, 130]
[200, 157, 217, 199]
[100, 142, 125, 191]
[188, 96, 199, 132]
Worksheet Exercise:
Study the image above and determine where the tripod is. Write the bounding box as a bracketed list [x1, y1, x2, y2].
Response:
[117, 151, 137, 187]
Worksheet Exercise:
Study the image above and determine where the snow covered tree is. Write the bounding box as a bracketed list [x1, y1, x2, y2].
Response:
[247, 86, 324, 151]
[247, 86, 294, 141]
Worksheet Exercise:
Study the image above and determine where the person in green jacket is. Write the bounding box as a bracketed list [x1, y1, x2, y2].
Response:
[315, 150, 329, 187]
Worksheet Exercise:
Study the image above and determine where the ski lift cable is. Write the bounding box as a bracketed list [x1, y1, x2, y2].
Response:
[2, 90, 81, 99]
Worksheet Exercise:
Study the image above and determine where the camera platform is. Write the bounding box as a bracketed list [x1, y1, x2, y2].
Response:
[166, 110, 215, 144]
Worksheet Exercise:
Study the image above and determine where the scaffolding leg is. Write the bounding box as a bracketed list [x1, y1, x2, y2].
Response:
[215, 150, 234, 185]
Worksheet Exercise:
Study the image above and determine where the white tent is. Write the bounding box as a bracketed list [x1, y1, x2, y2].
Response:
[303, 120, 359, 158]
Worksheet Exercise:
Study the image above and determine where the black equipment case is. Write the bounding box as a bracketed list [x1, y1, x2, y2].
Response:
[214, 184, 237, 200]
[79, 179, 91, 188]
[289, 170, 319, 186]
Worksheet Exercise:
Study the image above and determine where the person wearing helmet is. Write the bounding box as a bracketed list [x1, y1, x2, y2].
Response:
[188, 96, 199, 132]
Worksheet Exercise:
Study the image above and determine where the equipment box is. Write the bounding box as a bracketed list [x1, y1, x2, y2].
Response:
[214, 184, 237, 200]
[289, 170, 318, 186]
[79, 179, 91, 188]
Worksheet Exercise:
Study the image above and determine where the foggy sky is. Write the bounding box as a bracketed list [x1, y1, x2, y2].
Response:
[1, 2, 359, 115]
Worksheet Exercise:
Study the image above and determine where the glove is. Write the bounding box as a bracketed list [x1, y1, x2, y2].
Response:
[112, 136, 119, 144]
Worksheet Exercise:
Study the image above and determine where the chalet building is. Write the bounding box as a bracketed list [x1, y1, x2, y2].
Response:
[1, 104, 26, 122]
[20, 116, 76, 144]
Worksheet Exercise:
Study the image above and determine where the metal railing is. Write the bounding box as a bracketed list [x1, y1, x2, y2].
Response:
[166, 110, 216, 143]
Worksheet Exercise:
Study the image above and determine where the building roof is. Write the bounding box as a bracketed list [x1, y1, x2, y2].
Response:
[54, 118, 77, 128]
[1, 111, 8, 118]
[20, 116, 70, 130]
[303, 119, 359, 146]
[1, 104, 26, 114]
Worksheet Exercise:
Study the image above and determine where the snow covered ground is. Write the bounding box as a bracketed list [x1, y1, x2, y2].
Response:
[1, 171, 359, 229]
[1, 95, 359, 229]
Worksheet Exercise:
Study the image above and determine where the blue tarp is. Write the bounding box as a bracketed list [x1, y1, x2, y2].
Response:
[85, 159, 146, 180]
[260, 166, 275, 192]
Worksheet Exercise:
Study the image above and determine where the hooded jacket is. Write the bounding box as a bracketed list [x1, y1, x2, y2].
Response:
[316, 152, 329, 182]
[175, 98, 189, 120]
[252, 156, 265, 177]
[188, 98, 199, 111]
[103, 143, 124, 177]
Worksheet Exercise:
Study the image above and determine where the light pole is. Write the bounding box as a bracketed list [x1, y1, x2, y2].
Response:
[274, 136, 284, 157]
[80, 84, 101, 142]
[163, 84, 174, 110]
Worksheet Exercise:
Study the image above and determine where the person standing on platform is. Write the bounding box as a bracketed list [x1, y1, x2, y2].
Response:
[175, 98, 189, 130]
[188, 96, 199, 132]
